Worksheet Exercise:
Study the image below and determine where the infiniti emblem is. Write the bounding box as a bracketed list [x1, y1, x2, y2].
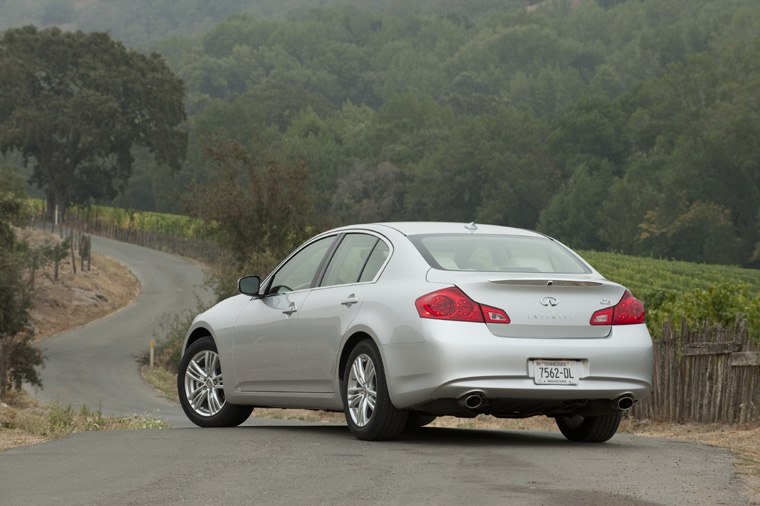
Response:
[540, 296, 558, 307]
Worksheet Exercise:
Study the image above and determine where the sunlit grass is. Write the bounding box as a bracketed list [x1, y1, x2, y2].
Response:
[0, 391, 168, 451]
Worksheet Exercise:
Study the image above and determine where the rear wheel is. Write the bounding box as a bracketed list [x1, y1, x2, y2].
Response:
[555, 412, 622, 443]
[341, 340, 408, 441]
[178, 336, 253, 427]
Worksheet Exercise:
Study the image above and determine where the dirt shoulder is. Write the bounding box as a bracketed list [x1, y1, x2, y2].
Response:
[2, 229, 758, 503]
[17, 227, 140, 342]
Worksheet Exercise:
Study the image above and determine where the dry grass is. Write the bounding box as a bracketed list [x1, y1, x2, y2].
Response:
[0, 390, 168, 451]
[15, 227, 140, 342]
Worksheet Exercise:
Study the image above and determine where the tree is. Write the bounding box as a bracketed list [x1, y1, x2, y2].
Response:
[183, 138, 316, 300]
[0, 26, 187, 220]
[537, 163, 616, 251]
[0, 168, 44, 401]
[330, 161, 404, 224]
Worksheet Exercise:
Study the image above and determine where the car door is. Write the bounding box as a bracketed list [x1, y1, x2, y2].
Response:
[231, 235, 337, 393]
[294, 233, 391, 393]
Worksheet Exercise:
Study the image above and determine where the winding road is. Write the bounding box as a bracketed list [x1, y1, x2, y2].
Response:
[30, 234, 212, 427]
[0, 236, 753, 505]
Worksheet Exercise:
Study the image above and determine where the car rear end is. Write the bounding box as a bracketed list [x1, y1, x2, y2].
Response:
[380, 225, 653, 420]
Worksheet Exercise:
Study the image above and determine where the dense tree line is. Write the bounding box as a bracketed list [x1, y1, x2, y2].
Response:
[167, 0, 759, 267]
[2, 0, 759, 267]
[0, 0, 536, 47]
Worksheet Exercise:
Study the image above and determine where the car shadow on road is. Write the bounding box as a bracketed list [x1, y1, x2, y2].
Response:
[236, 421, 637, 448]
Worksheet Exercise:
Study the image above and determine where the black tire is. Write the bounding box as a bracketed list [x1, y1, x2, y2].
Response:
[178, 336, 253, 427]
[555, 412, 622, 443]
[407, 413, 437, 428]
[341, 340, 408, 441]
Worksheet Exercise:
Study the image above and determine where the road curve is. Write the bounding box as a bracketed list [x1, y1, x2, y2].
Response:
[6, 235, 752, 506]
[30, 234, 213, 427]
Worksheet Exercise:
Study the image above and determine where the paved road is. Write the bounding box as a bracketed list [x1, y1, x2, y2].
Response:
[4, 236, 752, 506]
[0, 424, 749, 506]
[29, 234, 214, 427]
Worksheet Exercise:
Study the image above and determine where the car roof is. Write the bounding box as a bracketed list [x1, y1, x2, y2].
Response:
[329, 222, 547, 238]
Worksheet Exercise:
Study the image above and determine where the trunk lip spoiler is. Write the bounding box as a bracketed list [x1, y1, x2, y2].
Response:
[488, 279, 603, 287]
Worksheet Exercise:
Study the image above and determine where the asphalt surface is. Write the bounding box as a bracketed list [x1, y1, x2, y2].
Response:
[0, 424, 749, 506]
[2, 235, 752, 506]
[28, 234, 212, 427]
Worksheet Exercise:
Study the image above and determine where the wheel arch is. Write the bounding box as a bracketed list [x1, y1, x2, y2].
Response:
[183, 326, 214, 354]
[338, 331, 377, 383]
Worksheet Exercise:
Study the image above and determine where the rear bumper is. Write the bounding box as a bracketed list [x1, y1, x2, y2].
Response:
[381, 321, 653, 417]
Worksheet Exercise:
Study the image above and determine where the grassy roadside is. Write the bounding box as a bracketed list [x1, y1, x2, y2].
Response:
[0, 390, 168, 451]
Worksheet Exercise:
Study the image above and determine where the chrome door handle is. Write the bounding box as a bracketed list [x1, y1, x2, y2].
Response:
[341, 294, 359, 307]
[282, 304, 298, 315]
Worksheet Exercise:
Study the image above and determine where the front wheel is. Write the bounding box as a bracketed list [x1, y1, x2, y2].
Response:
[555, 412, 622, 442]
[178, 336, 253, 427]
[341, 340, 408, 441]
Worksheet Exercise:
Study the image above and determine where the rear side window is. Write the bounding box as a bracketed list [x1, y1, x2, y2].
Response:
[358, 240, 389, 282]
[409, 234, 589, 274]
[321, 234, 388, 287]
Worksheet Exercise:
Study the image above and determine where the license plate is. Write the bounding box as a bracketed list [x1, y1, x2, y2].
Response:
[531, 360, 581, 385]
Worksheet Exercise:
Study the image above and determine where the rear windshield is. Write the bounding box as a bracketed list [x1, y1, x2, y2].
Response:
[409, 234, 590, 274]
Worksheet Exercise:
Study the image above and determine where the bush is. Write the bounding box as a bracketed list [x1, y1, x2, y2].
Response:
[645, 282, 760, 339]
[152, 297, 211, 373]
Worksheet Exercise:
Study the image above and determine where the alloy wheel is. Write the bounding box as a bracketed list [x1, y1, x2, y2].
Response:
[183, 349, 226, 417]
[346, 353, 377, 427]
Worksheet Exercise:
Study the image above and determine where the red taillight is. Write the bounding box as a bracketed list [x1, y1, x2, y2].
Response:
[415, 287, 510, 324]
[590, 290, 645, 325]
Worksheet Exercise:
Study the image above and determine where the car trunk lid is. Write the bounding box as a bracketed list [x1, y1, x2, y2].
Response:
[426, 270, 625, 339]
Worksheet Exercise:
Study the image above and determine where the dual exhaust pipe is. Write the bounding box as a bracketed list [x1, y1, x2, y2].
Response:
[457, 392, 635, 412]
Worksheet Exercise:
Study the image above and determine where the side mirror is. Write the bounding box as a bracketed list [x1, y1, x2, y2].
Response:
[238, 276, 260, 297]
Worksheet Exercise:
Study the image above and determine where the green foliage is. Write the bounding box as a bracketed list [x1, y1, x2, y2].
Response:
[0, 173, 44, 401]
[0, 26, 187, 218]
[581, 250, 760, 339]
[5, 1, 760, 269]
[648, 282, 760, 337]
[153, 299, 210, 374]
[183, 138, 316, 300]
[27, 197, 214, 241]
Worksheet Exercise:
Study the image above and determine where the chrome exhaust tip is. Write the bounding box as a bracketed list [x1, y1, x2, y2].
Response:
[613, 395, 635, 411]
[458, 392, 485, 410]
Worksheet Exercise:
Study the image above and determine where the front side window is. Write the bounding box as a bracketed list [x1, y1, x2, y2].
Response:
[267, 236, 336, 294]
[409, 234, 589, 274]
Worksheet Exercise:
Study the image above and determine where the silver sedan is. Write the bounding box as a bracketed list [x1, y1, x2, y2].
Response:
[178, 222, 653, 441]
